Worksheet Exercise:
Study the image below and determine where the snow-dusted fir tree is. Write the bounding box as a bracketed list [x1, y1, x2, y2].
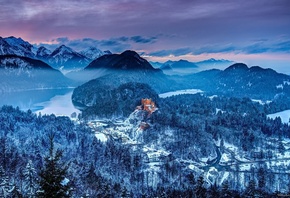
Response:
[37, 134, 71, 197]
[0, 166, 13, 197]
[244, 180, 257, 197]
[23, 160, 38, 197]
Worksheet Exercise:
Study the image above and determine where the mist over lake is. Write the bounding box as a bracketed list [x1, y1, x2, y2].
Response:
[0, 88, 79, 116]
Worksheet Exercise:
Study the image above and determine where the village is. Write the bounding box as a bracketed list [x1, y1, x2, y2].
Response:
[87, 98, 172, 165]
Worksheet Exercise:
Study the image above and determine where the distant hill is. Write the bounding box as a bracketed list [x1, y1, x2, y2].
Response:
[0, 55, 72, 92]
[195, 58, 234, 70]
[174, 63, 290, 100]
[150, 58, 232, 75]
[149, 61, 163, 68]
[159, 59, 198, 75]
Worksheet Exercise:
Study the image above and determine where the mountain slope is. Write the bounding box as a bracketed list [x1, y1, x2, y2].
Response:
[68, 50, 178, 92]
[0, 36, 35, 58]
[45, 45, 91, 71]
[0, 55, 72, 92]
[36, 46, 51, 59]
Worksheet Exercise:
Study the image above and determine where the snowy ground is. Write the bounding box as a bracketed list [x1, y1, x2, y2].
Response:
[95, 133, 108, 142]
[159, 89, 203, 98]
[267, 109, 290, 124]
[251, 99, 272, 105]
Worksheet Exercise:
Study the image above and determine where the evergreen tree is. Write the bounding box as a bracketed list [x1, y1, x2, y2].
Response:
[121, 186, 129, 198]
[221, 180, 232, 198]
[195, 176, 206, 198]
[37, 134, 71, 198]
[23, 160, 38, 197]
[186, 172, 196, 189]
[278, 140, 285, 155]
[257, 167, 266, 190]
[0, 175, 9, 198]
[0, 166, 13, 198]
[244, 179, 256, 198]
[207, 182, 219, 198]
[10, 184, 23, 198]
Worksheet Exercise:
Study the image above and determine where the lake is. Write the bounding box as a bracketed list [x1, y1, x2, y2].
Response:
[0, 88, 80, 117]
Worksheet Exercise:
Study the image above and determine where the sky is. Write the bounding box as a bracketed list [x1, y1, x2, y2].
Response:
[1, 0, 290, 73]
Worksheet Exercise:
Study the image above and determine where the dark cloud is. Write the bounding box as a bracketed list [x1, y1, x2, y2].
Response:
[148, 38, 290, 57]
[273, 40, 290, 52]
[193, 45, 237, 55]
[3, 0, 288, 62]
[55, 37, 69, 44]
[242, 39, 290, 54]
[36, 35, 160, 52]
[243, 42, 271, 54]
[130, 36, 157, 44]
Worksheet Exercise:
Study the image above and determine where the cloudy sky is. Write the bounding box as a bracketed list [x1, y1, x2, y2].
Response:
[1, 0, 290, 72]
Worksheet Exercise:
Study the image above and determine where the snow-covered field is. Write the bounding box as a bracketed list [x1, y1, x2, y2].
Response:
[267, 109, 290, 124]
[159, 89, 203, 98]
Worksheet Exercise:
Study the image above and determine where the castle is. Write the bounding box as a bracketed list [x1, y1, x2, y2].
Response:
[140, 98, 157, 114]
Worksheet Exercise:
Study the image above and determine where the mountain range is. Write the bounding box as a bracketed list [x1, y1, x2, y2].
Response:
[1, 36, 290, 103]
[0, 36, 110, 71]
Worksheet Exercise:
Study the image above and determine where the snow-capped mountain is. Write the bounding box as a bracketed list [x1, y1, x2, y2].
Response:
[0, 36, 35, 58]
[0, 36, 108, 71]
[46, 45, 91, 71]
[36, 46, 51, 59]
[80, 47, 111, 60]
[196, 58, 232, 65]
